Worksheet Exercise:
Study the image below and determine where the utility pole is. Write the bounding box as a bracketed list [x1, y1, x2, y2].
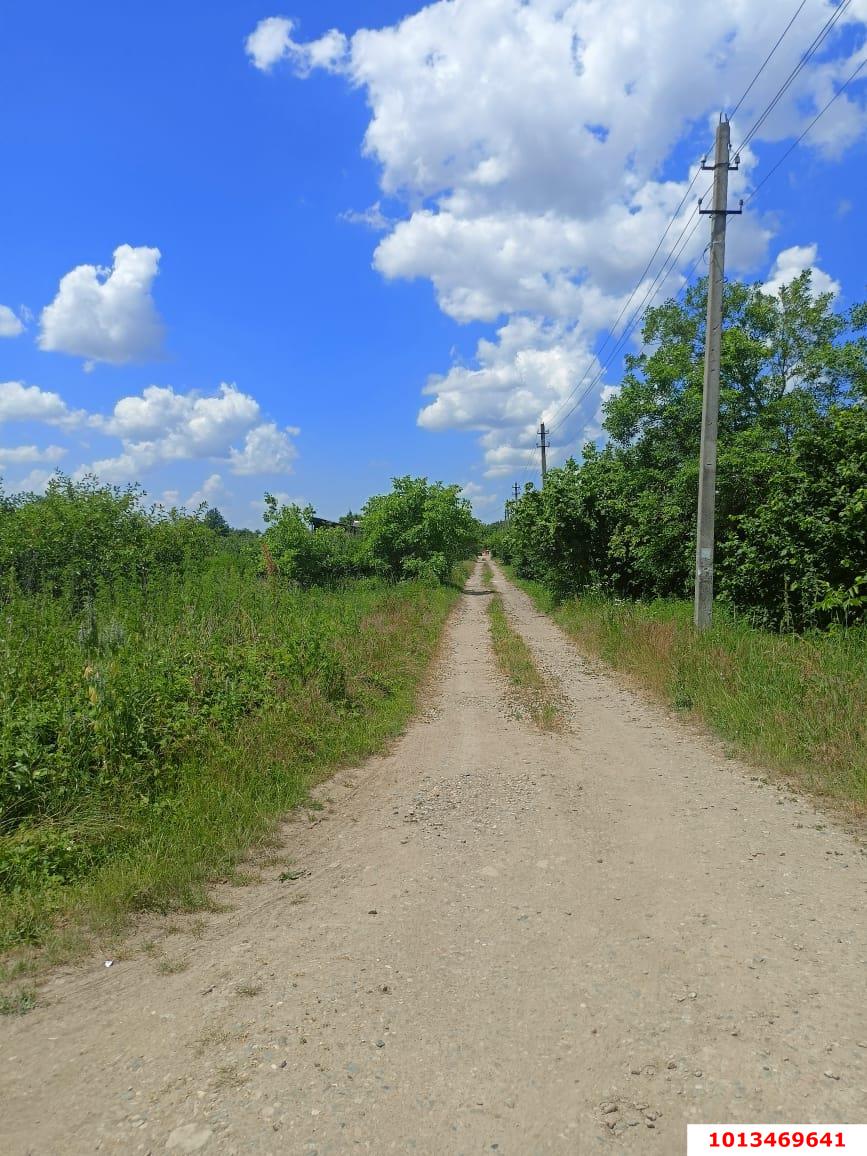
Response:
[506, 482, 519, 522]
[538, 422, 549, 486]
[694, 117, 741, 630]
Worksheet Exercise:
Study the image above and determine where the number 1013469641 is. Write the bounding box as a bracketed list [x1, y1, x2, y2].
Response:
[687, 1127, 867, 1154]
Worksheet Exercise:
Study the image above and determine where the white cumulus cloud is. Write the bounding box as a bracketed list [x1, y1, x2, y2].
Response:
[0, 381, 82, 427]
[459, 481, 499, 514]
[0, 305, 24, 337]
[420, 317, 601, 472]
[762, 244, 841, 298]
[0, 445, 66, 465]
[229, 420, 299, 475]
[254, 0, 866, 476]
[85, 383, 298, 482]
[15, 469, 55, 494]
[182, 473, 228, 511]
[39, 244, 165, 366]
[245, 15, 347, 75]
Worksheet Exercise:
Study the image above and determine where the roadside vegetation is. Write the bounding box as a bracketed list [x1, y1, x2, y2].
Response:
[513, 576, 865, 808]
[484, 566, 563, 732]
[0, 474, 479, 984]
[490, 271, 866, 806]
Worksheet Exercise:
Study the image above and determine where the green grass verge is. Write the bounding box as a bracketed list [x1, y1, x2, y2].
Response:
[487, 592, 563, 732]
[508, 571, 867, 811]
[1, 572, 460, 987]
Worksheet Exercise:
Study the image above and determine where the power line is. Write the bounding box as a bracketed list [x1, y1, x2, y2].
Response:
[541, 0, 825, 448]
[745, 54, 867, 205]
[516, 0, 859, 492]
[510, 228, 710, 500]
[542, 164, 705, 439]
[550, 209, 704, 439]
[545, 23, 866, 465]
[729, 0, 808, 121]
[736, 0, 854, 153]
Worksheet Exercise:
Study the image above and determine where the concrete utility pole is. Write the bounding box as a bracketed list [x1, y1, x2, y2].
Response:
[538, 423, 549, 486]
[513, 482, 520, 502]
[694, 117, 741, 630]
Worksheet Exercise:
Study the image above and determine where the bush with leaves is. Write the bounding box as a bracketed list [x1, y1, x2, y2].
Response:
[262, 499, 369, 587]
[360, 476, 481, 583]
[0, 475, 236, 605]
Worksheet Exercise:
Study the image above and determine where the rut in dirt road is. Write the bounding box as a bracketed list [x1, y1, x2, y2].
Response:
[2, 561, 865, 1155]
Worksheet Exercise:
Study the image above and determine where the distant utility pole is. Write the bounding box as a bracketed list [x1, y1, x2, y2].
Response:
[538, 422, 549, 486]
[694, 117, 741, 630]
[506, 481, 519, 522]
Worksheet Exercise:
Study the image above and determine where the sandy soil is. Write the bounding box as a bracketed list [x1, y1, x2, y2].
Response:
[2, 561, 865, 1155]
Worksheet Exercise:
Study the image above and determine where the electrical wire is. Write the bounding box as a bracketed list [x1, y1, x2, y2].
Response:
[729, 0, 809, 121]
[508, 228, 710, 500]
[510, 214, 712, 496]
[540, 165, 705, 437]
[745, 54, 867, 205]
[509, 0, 860, 497]
[736, 0, 854, 153]
[550, 210, 704, 438]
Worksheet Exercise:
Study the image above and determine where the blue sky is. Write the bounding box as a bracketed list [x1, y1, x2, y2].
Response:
[1, 1, 865, 525]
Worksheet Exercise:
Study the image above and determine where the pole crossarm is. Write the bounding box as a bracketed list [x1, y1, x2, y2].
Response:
[698, 202, 744, 216]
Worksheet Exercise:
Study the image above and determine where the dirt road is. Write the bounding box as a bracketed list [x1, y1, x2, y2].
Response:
[2, 562, 865, 1154]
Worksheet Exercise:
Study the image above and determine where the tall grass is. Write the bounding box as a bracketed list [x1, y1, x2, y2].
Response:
[511, 575, 867, 809]
[0, 564, 459, 969]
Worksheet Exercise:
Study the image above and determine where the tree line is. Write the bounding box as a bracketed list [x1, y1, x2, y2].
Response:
[0, 473, 481, 602]
[491, 272, 867, 630]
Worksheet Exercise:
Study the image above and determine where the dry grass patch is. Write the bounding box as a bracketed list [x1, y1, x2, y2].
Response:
[0, 988, 36, 1016]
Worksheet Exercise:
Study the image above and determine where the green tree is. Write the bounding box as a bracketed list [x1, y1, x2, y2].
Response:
[203, 506, 231, 535]
[361, 477, 480, 583]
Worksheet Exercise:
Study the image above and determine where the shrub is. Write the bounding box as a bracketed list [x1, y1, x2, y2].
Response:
[262, 499, 369, 587]
[361, 476, 481, 583]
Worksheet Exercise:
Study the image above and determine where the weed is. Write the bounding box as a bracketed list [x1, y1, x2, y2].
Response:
[0, 988, 36, 1015]
[213, 1064, 248, 1090]
[258, 853, 287, 869]
[192, 1025, 234, 1055]
[228, 871, 261, 888]
[234, 983, 262, 997]
[156, 957, 190, 975]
